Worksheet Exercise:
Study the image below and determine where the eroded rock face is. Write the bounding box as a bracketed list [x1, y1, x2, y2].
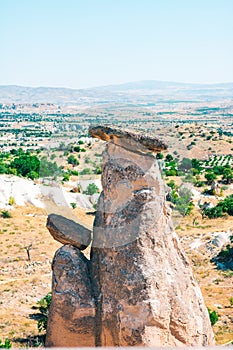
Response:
[91, 133, 215, 346]
[45, 245, 95, 347]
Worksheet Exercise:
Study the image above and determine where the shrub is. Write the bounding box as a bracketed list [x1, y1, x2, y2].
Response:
[62, 173, 70, 182]
[183, 174, 195, 183]
[67, 155, 79, 166]
[84, 183, 99, 195]
[94, 164, 102, 174]
[165, 154, 173, 161]
[1, 210, 12, 218]
[80, 168, 93, 175]
[203, 194, 233, 218]
[208, 308, 218, 326]
[70, 202, 77, 209]
[195, 181, 205, 187]
[0, 163, 7, 174]
[170, 187, 193, 216]
[165, 169, 177, 176]
[0, 339, 11, 348]
[178, 157, 192, 171]
[167, 180, 176, 189]
[230, 297, 233, 306]
[85, 156, 91, 164]
[73, 145, 81, 152]
[218, 244, 232, 258]
[27, 170, 39, 180]
[68, 169, 79, 176]
[203, 206, 223, 219]
[8, 196, 15, 206]
[156, 152, 163, 159]
[39, 157, 61, 178]
[50, 154, 56, 160]
[36, 292, 52, 332]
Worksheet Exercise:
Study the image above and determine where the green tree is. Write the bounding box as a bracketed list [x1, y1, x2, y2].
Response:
[203, 194, 233, 218]
[191, 158, 202, 173]
[169, 187, 193, 216]
[0, 163, 7, 174]
[222, 168, 233, 184]
[10, 154, 40, 178]
[205, 172, 217, 185]
[213, 165, 226, 175]
[203, 206, 223, 219]
[39, 157, 61, 178]
[178, 157, 192, 171]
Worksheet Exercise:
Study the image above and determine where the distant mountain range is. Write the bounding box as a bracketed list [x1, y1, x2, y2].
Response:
[0, 81, 233, 105]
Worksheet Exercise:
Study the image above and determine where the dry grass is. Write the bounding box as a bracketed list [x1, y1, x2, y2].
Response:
[176, 210, 233, 344]
[0, 205, 95, 347]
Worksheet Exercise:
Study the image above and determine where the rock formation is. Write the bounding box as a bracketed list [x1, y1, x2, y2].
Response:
[45, 245, 95, 347]
[47, 213, 92, 250]
[46, 125, 215, 347]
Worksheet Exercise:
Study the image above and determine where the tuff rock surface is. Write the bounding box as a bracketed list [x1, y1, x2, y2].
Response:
[47, 213, 92, 250]
[46, 125, 215, 347]
[45, 245, 95, 347]
[89, 124, 167, 154]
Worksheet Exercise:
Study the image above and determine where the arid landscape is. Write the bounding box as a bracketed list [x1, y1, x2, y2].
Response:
[0, 82, 233, 346]
[2, 0, 233, 346]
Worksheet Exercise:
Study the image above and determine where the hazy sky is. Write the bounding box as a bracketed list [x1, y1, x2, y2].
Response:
[1, 0, 233, 88]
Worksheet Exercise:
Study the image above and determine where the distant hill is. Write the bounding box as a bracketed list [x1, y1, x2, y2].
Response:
[0, 85, 85, 104]
[0, 81, 233, 105]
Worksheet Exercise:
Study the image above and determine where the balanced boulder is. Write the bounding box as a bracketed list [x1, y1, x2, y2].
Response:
[47, 213, 92, 250]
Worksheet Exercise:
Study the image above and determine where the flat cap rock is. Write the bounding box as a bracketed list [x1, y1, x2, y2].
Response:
[47, 214, 92, 250]
[89, 125, 167, 153]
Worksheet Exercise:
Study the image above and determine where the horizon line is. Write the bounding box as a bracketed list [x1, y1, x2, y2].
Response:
[0, 79, 233, 91]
